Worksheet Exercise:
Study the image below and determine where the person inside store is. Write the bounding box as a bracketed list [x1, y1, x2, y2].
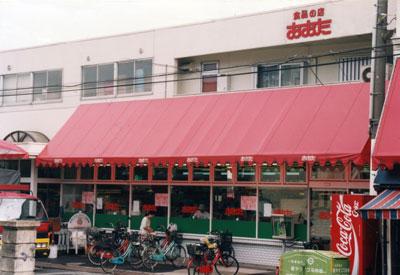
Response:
[139, 211, 155, 235]
[193, 204, 210, 219]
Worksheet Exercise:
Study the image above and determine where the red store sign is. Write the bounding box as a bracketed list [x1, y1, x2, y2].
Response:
[286, 8, 332, 40]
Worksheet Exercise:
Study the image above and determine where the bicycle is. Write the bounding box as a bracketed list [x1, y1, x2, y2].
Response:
[208, 230, 235, 258]
[141, 225, 187, 271]
[99, 231, 144, 273]
[186, 238, 239, 275]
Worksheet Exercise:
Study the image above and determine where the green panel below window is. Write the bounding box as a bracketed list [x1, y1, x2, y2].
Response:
[170, 217, 209, 234]
[95, 214, 129, 228]
[130, 216, 168, 230]
[212, 219, 256, 238]
[258, 222, 307, 241]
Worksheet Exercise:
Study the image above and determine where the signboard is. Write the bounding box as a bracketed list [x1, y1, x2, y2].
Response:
[286, 7, 332, 40]
[240, 195, 257, 211]
[155, 193, 168, 207]
[82, 191, 94, 204]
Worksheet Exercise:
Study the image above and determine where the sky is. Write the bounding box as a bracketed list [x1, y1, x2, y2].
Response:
[0, 0, 325, 51]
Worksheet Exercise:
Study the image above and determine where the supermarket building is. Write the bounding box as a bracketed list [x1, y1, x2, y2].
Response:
[0, 0, 398, 266]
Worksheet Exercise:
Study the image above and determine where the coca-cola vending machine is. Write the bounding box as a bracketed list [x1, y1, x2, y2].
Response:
[331, 194, 378, 275]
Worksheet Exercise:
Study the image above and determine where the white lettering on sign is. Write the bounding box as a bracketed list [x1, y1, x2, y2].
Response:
[138, 158, 148, 164]
[301, 155, 316, 162]
[94, 158, 103, 164]
[240, 156, 253, 162]
[54, 158, 63, 164]
[186, 157, 198, 163]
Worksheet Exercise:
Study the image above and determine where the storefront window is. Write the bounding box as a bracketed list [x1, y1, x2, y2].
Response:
[153, 166, 168, 181]
[237, 164, 256, 182]
[172, 166, 188, 181]
[95, 184, 129, 228]
[258, 188, 307, 240]
[171, 186, 210, 234]
[351, 164, 370, 180]
[134, 166, 148, 181]
[214, 165, 233, 182]
[98, 166, 111, 180]
[116, 165, 129, 180]
[62, 184, 94, 222]
[193, 166, 210, 181]
[64, 166, 77, 179]
[310, 190, 345, 250]
[38, 183, 60, 218]
[285, 164, 306, 183]
[0, 160, 18, 170]
[20, 160, 31, 177]
[38, 167, 61, 178]
[213, 187, 256, 237]
[80, 165, 94, 180]
[311, 163, 345, 180]
[260, 164, 280, 182]
[131, 186, 168, 230]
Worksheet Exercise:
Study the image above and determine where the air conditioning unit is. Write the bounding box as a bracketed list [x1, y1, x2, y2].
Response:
[217, 74, 230, 92]
[178, 62, 197, 73]
[360, 63, 393, 82]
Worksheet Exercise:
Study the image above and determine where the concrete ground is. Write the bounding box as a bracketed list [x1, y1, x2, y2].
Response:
[35, 254, 275, 275]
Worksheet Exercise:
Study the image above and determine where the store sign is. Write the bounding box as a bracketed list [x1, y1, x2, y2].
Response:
[155, 193, 168, 207]
[286, 7, 332, 40]
[82, 191, 94, 204]
[331, 195, 361, 275]
[240, 196, 257, 211]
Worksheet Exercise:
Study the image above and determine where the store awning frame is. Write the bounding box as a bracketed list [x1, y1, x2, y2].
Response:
[0, 139, 28, 159]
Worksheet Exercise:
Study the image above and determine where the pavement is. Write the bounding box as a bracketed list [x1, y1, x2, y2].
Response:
[35, 254, 275, 275]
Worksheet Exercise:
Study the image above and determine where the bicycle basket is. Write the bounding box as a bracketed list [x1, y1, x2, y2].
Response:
[172, 233, 183, 244]
[187, 244, 205, 257]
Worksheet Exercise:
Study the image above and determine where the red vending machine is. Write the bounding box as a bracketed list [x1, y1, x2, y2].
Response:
[331, 194, 378, 275]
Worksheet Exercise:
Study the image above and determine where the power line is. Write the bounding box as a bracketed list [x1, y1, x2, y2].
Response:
[0, 52, 396, 99]
[0, 43, 395, 93]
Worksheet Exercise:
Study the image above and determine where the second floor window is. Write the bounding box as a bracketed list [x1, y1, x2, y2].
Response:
[257, 63, 304, 88]
[202, 62, 218, 93]
[2, 73, 31, 105]
[117, 59, 152, 94]
[82, 63, 114, 98]
[33, 70, 62, 101]
[339, 56, 370, 82]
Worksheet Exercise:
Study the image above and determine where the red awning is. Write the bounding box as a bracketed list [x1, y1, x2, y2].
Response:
[373, 59, 400, 169]
[0, 140, 28, 159]
[37, 83, 370, 167]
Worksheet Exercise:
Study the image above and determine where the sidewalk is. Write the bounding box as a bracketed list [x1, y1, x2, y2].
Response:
[36, 255, 275, 275]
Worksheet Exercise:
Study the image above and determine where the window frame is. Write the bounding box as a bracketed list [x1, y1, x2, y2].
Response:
[1, 72, 33, 106]
[201, 61, 219, 93]
[81, 62, 116, 99]
[255, 62, 305, 89]
[32, 69, 63, 103]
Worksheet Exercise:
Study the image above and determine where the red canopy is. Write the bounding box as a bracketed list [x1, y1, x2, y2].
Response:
[37, 83, 370, 167]
[0, 139, 28, 159]
[373, 59, 400, 169]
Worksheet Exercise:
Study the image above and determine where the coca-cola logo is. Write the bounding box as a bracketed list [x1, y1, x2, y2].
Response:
[335, 196, 359, 275]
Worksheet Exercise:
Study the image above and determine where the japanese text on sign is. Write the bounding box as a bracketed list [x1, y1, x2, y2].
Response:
[240, 196, 257, 211]
[286, 8, 332, 40]
[155, 193, 168, 207]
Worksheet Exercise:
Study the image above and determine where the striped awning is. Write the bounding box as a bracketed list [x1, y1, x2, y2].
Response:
[360, 189, 400, 220]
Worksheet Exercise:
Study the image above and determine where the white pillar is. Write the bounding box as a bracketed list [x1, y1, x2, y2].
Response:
[30, 160, 37, 197]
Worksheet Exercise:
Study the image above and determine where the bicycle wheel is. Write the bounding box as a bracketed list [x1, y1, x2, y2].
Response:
[170, 244, 187, 268]
[129, 243, 144, 269]
[142, 246, 158, 271]
[100, 249, 119, 273]
[187, 258, 201, 275]
[214, 255, 239, 275]
[87, 245, 102, 266]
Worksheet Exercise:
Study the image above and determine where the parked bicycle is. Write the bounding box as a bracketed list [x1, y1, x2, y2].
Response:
[207, 230, 235, 258]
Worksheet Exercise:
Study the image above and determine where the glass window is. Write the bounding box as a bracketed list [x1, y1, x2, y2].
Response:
[135, 59, 152, 92]
[193, 166, 210, 181]
[3, 73, 31, 105]
[16, 73, 31, 103]
[171, 186, 210, 234]
[98, 64, 114, 96]
[261, 164, 280, 182]
[131, 186, 168, 230]
[202, 62, 218, 93]
[98, 166, 111, 180]
[134, 166, 148, 181]
[116, 165, 129, 180]
[172, 166, 188, 181]
[237, 164, 256, 182]
[281, 64, 302, 86]
[20, 160, 31, 177]
[117, 61, 134, 94]
[38, 183, 60, 218]
[95, 184, 129, 227]
[47, 70, 62, 100]
[351, 164, 370, 180]
[80, 165, 94, 180]
[3, 74, 17, 105]
[257, 65, 279, 88]
[312, 163, 345, 180]
[285, 164, 306, 183]
[0, 160, 18, 170]
[214, 165, 233, 182]
[259, 188, 307, 240]
[64, 166, 77, 179]
[82, 66, 97, 97]
[33, 70, 62, 101]
[33, 72, 46, 101]
[62, 184, 94, 222]
[153, 166, 168, 181]
[38, 167, 61, 178]
[213, 187, 256, 237]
